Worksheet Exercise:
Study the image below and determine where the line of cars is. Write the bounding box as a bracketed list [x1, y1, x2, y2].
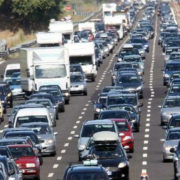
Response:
[158, 2, 180, 180]
[0, 2, 143, 180]
[62, 2, 156, 180]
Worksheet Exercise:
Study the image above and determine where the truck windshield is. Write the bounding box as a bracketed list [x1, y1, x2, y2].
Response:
[5, 69, 20, 77]
[70, 56, 92, 65]
[35, 64, 66, 79]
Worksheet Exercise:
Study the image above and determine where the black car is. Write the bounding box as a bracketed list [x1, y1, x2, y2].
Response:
[39, 88, 65, 112]
[116, 73, 143, 98]
[63, 163, 109, 180]
[107, 104, 140, 132]
[88, 144, 130, 180]
[0, 82, 13, 113]
[0, 146, 13, 159]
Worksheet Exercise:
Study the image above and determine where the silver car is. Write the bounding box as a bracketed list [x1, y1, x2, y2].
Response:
[160, 96, 180, 125]
[70, 72, 87, 95]
[74, 119, 118, 161]
[162, 128, 180, 162]
[20, 122, 57, 156]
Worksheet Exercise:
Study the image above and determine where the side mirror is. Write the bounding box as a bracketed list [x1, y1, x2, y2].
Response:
[74, 134, 79, 138]
[54, 132, 58, 136]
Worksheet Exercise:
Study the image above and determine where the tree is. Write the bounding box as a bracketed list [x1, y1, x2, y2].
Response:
[0, 0, 65, 31]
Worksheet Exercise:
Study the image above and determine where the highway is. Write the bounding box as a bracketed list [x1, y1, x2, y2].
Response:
[0, 7, 175, 180]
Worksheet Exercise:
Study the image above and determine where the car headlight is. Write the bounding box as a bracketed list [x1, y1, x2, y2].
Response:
[123, 136, 132, 141]
[132, 119, 136, 123]
[79, 144, 86, 151]
[26, 163, 35, 168]
[64, 92, 69, 96]
[118, 162, 127, 168]
[46, 139, 53, 144]
[164, 145, 171, 150]
[136, 86, 143, 91]
[95, 108, 101, 112]
[7, 93, 11, 97]
[164, 74, 169, 78]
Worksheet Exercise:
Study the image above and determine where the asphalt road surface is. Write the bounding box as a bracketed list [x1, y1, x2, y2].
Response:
[0, 10, 174, 180]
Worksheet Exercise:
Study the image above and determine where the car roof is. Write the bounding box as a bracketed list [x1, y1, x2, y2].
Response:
[108, 93, 136, 97]
[5, 131, 35, 135]
[100, 109, 128, 113]
[16, 107, 48, 116]
[0, 138, 26, 142]
[93, 131, 119, 141]
[8, 144, 31, 148]
[84, 119, 113, 125]
[166, 95, 180, 99]
[20, 122, 49, 126]
[166, 60, 180, 64]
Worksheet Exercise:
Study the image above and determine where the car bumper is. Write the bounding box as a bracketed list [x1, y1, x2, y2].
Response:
[122, 141, 134, 151]
[41, 144, 56, 155]
[21, 168, 40, 176]
[106, 166, 129, 180]
[163, 151, 174, 160]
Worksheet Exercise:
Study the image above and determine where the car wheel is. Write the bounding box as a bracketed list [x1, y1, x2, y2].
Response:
[56, 113, 59, 120]
[130, 147, 134, 153]
[1, 116, 4, 122]
[61, 106, 65, 112]
[10, 100, 13, 108]
[34, 175, 40, 180]
[65, 99, 69, 104]
[51, 151, 56, 156]
[91, 76, 95, 82]
[3, 108, 6, 114]
[83, 91, 87, 96]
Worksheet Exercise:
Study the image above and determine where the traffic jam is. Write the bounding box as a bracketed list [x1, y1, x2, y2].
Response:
[0, 0, 178, 180]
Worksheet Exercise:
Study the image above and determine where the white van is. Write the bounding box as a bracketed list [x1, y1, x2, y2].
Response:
[13, 108, 53, 128]
[3, 64, 20, 81]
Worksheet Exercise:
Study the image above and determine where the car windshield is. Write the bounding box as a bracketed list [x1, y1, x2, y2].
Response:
[123, 57, 141, 62]
[81, 124, 115, 137]
[163, 98, 180, 107]
[6, 69, 20, 77]
[16, 116, 48, 126]
[70, 66, 82, 73]
[0, 149, 9, 157]
[167, 131, 180, 140]
[26, 101, 51, 108]
[114, 64, 132, 71]
[118, 75, 141, 83]
[107, 96, 137, 106]
[169, 86, 180, 93]
[99, 97, 106, 104]
[102, 87, 122, 93]
[170, 54, 180, 60]
[70, 75, 84, 82]
[166, 64, 180, 71]
[115, 121, 129, 132]
[99, 111, 129, 120]
[0, 141, 25, 146]
[5, 133, 38, 144]
[67, 173, 107, 180]
[6, 79, 21, 86]
[25, 125, 52, 135]
[91, 146, 123, 159]
[35, 64, 66, 79]
[70, 56, 92, 65]
[170, 117, 180, 128]
[9, 147, 35, 158]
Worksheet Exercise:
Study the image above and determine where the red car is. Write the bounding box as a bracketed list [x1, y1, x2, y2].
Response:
[112, 119, 134, 153]
[8, 144, 40, 179]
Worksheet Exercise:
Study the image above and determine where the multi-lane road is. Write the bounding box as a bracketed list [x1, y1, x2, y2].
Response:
[0, 7, 176, 180]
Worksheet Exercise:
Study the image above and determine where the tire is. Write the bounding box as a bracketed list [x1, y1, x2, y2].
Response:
[91, 76, 95, 82]
[10, 100, 13, 108]
[61, 106, 65, 112]
[65, 99, 69, 104]
[56, 113, 59, 120]
[34, 175, 40, 180]
[83, 91, 87, 96]
[3, 108, 6, 114]
[51, 151, 56, 156]
[129, 147, 134, 153]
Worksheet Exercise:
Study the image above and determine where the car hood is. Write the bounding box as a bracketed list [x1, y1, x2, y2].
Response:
[38, 134, 54, 141]
[71, 82, 85, 86]
[15, 156, 37, 165]
[164, 140, 179, 147]
[161, 107, 180, 115]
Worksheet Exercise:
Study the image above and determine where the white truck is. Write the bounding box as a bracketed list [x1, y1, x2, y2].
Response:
[19, 47, 70, 103]
[36, 32, 63, 47]
[78, 22, 96, 34]
[65, 42, 97, 82]
[48, 20, 73, 43]
[102, 3, 117, 18]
